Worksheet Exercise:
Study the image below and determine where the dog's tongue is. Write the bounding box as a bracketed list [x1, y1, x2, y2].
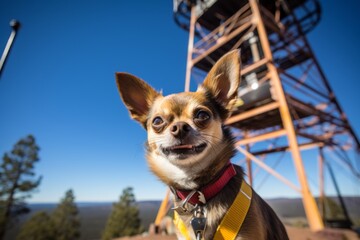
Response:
[171, 144, 193, 150]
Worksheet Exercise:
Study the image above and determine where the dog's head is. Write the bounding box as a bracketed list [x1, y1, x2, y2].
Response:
[116, 50, 241, 189]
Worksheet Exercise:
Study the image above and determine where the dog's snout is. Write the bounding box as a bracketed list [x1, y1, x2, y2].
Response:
[170, 122, 191, 138]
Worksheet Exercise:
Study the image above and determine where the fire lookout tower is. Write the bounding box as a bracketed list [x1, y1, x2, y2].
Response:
[169, 0, 360, 232]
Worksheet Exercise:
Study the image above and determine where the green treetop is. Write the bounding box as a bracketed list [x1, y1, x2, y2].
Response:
[102, 187, 142, 240]
[52, 189, 81, 240]
[16, 211, 56, 240]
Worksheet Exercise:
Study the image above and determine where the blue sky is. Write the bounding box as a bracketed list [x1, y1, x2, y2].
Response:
[0, 0, 359, 203]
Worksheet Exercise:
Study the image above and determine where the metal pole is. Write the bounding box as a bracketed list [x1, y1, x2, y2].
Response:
[245, 132, 253, 186]
[0, 20, 21, 78]
[324, 151, 353, 227]
[318, 147, 325, 220]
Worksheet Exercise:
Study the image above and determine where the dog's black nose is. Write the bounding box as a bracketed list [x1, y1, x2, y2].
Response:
[170, 122, 191, 138]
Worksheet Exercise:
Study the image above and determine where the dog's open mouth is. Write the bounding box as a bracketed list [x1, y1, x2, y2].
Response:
[161, 143, 207, 158]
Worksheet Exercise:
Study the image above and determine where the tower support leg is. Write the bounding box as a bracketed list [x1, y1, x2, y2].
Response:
[248, 0, 324, 231]
[245, 132, 253, 186]
[184, 5, 196, 92]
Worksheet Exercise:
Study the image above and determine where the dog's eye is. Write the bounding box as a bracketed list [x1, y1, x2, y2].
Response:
[152, 117, 164, 126]
[195, 110, 210, 121]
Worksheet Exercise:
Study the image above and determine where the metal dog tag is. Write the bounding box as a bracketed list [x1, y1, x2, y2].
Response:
[191, 216, 207, 239]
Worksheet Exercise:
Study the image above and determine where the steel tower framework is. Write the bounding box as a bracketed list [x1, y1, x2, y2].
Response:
[159, 0, 360, 232]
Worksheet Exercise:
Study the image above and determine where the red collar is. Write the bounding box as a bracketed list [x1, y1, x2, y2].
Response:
[174, 163, 237, 205]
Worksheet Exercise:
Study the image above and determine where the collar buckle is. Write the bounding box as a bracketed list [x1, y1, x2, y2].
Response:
[172, 190, 205, 215]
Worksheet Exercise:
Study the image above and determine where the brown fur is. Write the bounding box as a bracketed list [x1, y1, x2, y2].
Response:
[116, 50, 289, 239]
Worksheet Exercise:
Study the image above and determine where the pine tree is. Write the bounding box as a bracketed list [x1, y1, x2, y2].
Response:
[0, 135, 42, 240]
[102, 187, 142, 240]
[16, 211, 56, 240]
[51, 189, 81, 240]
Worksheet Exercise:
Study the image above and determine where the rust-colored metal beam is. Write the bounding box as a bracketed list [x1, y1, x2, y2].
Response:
[287, 96, 345, 127]
[296, 132, 335, 145]
[250, 141, 325, 156]
[226, 101, 279, 125]
[280, 70, 330, 100]
[245, 132, 253, 186]
[236, 146, 301, 192]
[192, 21, 253, 66]
[194, 4, 250, 50]
[154, 189, 171, 227]
[184, 5, 196, 92]
[235, 129, 287, 146]
[242, 57, 269, 76]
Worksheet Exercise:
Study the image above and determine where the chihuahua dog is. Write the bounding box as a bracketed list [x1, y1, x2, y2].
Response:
[116, 50, 289, 240]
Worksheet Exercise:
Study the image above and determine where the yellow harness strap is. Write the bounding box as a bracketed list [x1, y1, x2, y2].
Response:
[174, 211, 191, 240]
[173, 181, 252, 240]
[214, 180, 252, 240]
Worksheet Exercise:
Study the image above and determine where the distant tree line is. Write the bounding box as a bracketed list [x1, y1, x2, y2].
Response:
[1, 135, 143, 239]
[16, 187, 143, 240]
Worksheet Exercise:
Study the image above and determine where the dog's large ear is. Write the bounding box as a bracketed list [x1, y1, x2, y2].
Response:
[116, 73, 160, 127]
[198, 50, 241, 111]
